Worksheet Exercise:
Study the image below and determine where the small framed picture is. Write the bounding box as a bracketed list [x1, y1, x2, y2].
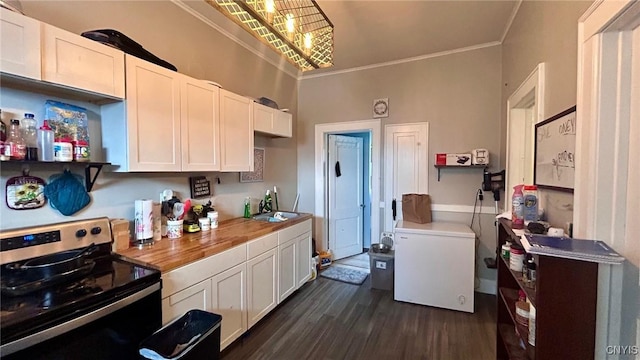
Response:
[373, 98, 389, 118]
[240, 148, 265, 182]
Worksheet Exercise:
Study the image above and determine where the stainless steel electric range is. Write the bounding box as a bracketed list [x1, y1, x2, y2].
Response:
[0, 217, 162, 360]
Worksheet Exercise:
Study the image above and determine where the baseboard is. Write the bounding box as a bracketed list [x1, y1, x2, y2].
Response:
[476, 278, 497, 295]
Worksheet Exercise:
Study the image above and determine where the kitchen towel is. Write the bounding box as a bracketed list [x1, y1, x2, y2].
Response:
[135, 199, 154, 242]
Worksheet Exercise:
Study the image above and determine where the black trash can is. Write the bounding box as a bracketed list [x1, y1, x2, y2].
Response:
[139, 310, 222, 360]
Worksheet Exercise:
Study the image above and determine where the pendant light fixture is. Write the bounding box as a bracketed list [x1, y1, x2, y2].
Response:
[207, 0, 334, 71]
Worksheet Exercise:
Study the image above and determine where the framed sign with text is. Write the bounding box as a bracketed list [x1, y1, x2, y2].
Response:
[189, 176, 211, 198]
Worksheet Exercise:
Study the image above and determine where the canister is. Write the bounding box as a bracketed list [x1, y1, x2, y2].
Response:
[167, 219, 183, 239]
[199, 217, 211, 231]
[207, 211, 219, 229]
[510, 244, 525, 272]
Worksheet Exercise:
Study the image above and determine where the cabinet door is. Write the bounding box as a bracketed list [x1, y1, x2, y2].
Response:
[246, 248, 278, 328]
[273, 110, 292, 138]
[125, 55, 181, 171]
[211, 263, 247, 350]
[296, 232, 312, 288]
[253, 102, 292, 138]
[278, 239, 296, 303]
[253, 102, 274, 134]
[181, 78, 220, 171]
[0, 9, 41, 80]
[219, 89, 253, 172]
[161, 279, 211, 325]
[41, 23, 124, 98]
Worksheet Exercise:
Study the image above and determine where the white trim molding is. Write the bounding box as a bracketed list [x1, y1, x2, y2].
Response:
[500, 0, 523, 43]
[300, 42, 501, 80]
[314, 120, 381, 252]
[576, 1, 640, 358]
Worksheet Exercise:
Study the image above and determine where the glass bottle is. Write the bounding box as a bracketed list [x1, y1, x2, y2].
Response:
[6, 119, 26, 160]
[21, 113, 38, 160]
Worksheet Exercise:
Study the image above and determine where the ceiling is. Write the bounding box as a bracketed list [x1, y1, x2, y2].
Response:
[312, 1, 519, 75]
[179, 0, 520, 77]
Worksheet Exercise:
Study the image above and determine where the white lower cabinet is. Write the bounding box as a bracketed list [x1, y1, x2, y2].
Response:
[211, 263, 247, 350]
[160, 220, 312, 350]
[246, 247, 278, 328]
[278, 239, 297, 303]
[296, 232, 312, 288]
[161, 279, 211, 325]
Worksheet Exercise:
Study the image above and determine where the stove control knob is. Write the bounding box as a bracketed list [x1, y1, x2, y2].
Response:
[91, 227, 102, 235]
[76, 229, 87, 238]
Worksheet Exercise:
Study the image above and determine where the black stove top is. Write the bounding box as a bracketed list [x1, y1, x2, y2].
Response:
[0, 250, 160, 344]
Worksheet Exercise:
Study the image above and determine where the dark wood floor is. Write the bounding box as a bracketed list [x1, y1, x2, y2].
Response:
[222, 276, 496, 360]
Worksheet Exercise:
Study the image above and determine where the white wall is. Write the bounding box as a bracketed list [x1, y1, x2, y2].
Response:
[500, 0, 593, 228]
[298, 45, 502, 286]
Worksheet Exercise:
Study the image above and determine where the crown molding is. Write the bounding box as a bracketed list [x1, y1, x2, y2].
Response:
[501, 0, 523, 43]
[299, 41, 501, 80]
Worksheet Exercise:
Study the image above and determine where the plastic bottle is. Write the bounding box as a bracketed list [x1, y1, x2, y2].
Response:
[0, 109, 6, 160]
[5, 119, 26, 160]
[243, 197, 251, 218]
[21, 113, 38, 160]
[528, 304, 536, 346]
[512, 184, 524, 229]
[523, 185, 539, 224]
[38, 120, 55, 162]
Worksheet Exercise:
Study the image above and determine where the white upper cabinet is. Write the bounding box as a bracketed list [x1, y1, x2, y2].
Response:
[0, 8, 41, 80]
[253, 102, 292, 138]
[123, 55, 181, 171]
[181, 78, 220, 172]
[220, 89, 253, 171]
[41, 23, 125, 98]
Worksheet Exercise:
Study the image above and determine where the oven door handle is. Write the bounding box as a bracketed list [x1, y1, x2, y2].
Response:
[0, 282, 161, 356]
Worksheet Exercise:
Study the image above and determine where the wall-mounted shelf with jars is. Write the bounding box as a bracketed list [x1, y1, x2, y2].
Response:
[1, 160, 113, 192]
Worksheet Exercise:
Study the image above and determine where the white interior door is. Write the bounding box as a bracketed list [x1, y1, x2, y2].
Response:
[384, 123, 429, 231]
[328, 134, 363, 260]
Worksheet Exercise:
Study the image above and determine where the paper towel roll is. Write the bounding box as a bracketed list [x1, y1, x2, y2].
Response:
[135, 199, 154, 242]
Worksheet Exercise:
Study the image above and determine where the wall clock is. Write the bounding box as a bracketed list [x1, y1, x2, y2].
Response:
[373, 98, 389, 118]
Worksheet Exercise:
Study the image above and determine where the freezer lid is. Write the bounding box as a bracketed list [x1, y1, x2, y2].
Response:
[394, 220, 475, 238]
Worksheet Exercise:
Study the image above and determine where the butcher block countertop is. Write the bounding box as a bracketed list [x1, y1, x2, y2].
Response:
[117, 213, 312, 273]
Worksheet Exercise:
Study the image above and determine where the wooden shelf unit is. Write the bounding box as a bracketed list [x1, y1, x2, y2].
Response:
[496, 219, 598, 360]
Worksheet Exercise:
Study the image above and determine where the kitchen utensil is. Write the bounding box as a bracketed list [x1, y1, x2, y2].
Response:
[183, 199, 191, 219]
[370, 243, 391, 253]
[161, 189, 173, 202]
[173, 202, 185, 220]
[7, 243, 97, 279]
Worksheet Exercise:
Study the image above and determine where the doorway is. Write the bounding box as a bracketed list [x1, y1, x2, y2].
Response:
[505, 63, 545, 210]
[327, 133, 371, 260]
[314, 120, 381, 258]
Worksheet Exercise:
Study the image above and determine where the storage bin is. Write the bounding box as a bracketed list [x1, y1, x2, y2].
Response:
[139, 309, 222, 360]
[369, 249, 395, 291]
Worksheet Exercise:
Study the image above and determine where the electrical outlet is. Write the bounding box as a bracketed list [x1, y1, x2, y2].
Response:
[375, 261, 386, 270]
[478, 190, 484, 201]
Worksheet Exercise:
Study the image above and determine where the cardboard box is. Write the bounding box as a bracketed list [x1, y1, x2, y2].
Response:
[435, 153, 472, 166]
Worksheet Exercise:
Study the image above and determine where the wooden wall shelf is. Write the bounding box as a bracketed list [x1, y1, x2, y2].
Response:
[1, 160, 112, 192]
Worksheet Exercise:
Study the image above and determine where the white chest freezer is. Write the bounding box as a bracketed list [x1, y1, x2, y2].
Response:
[394, 220, 476, 313]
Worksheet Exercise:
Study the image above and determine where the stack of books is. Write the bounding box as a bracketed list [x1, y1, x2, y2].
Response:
[521, 234, 625, 264]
